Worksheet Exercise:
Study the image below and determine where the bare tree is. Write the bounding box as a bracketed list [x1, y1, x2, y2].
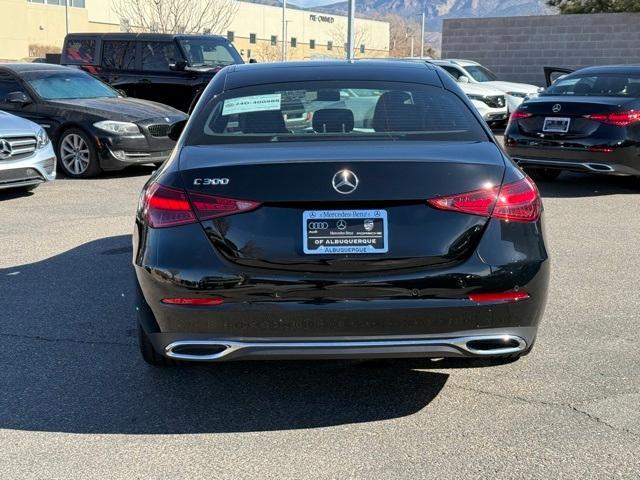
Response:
[372, 13, 437, 58]
[112, 0, 239, 35]
[330, 21, 372, 59]
[254, 43, 281, 63]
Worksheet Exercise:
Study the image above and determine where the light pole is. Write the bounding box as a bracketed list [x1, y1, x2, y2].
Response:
[346, 0, 355, 60]
[65, 0, 69, 34]
[281, 0, 287, 61]
[420, 11, 425, 58]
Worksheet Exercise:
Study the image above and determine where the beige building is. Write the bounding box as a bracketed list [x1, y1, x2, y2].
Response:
[0, 0, 389, 61]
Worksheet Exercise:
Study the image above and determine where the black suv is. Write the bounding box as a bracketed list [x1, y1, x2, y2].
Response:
[61, 33, 244, 112]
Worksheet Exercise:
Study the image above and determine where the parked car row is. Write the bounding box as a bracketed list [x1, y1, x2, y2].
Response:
[0, 63, 187, 180]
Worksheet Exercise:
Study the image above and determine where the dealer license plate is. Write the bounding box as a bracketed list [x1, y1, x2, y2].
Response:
[303, 209, 388, 255]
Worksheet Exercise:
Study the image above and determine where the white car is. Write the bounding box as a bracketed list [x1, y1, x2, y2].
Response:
[0, 110, 55, 192]
[454, 81, 508, 126]
[431, 59, 542, 111]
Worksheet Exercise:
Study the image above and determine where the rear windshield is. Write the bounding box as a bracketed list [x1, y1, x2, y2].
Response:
[544, 73, 640, 97]
[186, 81, 487, 145]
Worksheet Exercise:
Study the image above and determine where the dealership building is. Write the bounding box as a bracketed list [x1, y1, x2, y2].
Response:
[0, 0, 390, 61]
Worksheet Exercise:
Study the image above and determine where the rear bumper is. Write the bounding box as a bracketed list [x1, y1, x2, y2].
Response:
[133, 216, 550, 361]
[505, 134, 640, 176]
[160, 331, 533, 362]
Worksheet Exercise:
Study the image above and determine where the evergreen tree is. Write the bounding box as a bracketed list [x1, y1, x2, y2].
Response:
[547, 0, 640, 13]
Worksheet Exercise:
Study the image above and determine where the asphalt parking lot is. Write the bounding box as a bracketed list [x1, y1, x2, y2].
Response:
[1, 164, 640, 478]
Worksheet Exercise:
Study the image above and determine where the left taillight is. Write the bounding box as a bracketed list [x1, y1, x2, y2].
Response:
[141, 183, 261, 228]
[427, 176, 541, 223]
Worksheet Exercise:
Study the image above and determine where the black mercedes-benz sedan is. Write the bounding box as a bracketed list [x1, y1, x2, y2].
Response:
[0, 64, 187, 178]
[133, 60, 549, 366]
[505, 65, 640, 181]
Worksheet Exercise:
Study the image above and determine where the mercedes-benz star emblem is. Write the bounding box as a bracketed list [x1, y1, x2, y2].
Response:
[552, 104, 562, 113]
[332, 169, 359, 195]
[336, 220, 347, 230]
[0, 139, 12, 160]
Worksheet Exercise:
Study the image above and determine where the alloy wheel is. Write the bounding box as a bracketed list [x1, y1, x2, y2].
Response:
[60, 133, 91, 175]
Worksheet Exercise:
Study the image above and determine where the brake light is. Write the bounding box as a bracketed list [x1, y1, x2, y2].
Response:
[162, 297, 224, 305]
[509, 110, 532, 120]
[427, 177, 541, 223]
[189, 192, 261, 221]
[142, 183, 261, 228]
[468, 291, 529, 303]
[585, 111, 640, 127]
[492, 176, 541, 222]
[143, 183, 196, 228]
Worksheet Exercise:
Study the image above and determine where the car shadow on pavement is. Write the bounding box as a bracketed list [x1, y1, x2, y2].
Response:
[0, 235, 449, 435]
[535, 171, 638, 198]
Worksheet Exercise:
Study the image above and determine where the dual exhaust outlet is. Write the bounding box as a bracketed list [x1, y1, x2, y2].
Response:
[165, 334, 527, 361]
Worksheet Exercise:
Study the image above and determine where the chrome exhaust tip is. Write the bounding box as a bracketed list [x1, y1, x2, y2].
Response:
[457, 335, 527, 356]
[583, 163, 615, 172]
[166, 341, 235, 361]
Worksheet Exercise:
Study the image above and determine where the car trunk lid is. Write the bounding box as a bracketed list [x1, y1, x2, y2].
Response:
[179, 141, 505, 273]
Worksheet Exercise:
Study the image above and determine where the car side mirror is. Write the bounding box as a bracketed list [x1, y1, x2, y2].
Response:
[458, 76, 470, 84]
[168, 119, 187, 141]
[7, 91, 31, 105]
[169, 60, 187, 71]
[249, 58, 257, 64]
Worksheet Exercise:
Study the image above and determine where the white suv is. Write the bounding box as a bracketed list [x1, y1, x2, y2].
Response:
[0, 110, 55, 193]
[431, 59, 542, 111]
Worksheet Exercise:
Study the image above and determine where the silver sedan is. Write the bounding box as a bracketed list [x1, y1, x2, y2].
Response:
[0, 110, 55, 192]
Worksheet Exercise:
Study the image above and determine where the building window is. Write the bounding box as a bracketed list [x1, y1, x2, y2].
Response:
[249, 33, 257, 44]
[360, 44, 365, 54]
[309, 39, 315, 50]
[271, 35, 277, 46]
[291, 37, 297, 48]
[29, 0, 85, 4]
[227, 31, 234, 42]
[327, 41, 333, 51]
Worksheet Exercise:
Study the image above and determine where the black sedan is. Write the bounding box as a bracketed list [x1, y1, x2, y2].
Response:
[133, 60, 549, 366]
[0, 64, 187, 178]
[505, 65, 640, 181]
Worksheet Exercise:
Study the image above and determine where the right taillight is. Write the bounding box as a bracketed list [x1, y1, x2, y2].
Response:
[584, 110, 640, 127]
[427, 176, 541, 223]
[142, 183, 261, 228]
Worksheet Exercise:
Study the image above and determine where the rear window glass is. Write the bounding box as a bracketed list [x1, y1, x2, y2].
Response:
[64, 38, 97, 64]
[102, 40, 136, 70]
[187, 81, 486, 145]
[544, 73, 640, 97]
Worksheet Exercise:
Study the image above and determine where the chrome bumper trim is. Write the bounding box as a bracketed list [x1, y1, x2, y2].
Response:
[164, 334, 528, 361]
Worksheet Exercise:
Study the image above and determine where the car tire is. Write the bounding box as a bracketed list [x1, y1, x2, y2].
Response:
[138, 323, 183, 367]
[57, 128, 102, 178]
[526, 167, 561, 182]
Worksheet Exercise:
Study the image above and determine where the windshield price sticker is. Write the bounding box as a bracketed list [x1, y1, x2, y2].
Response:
[222, 94, 282, 116]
